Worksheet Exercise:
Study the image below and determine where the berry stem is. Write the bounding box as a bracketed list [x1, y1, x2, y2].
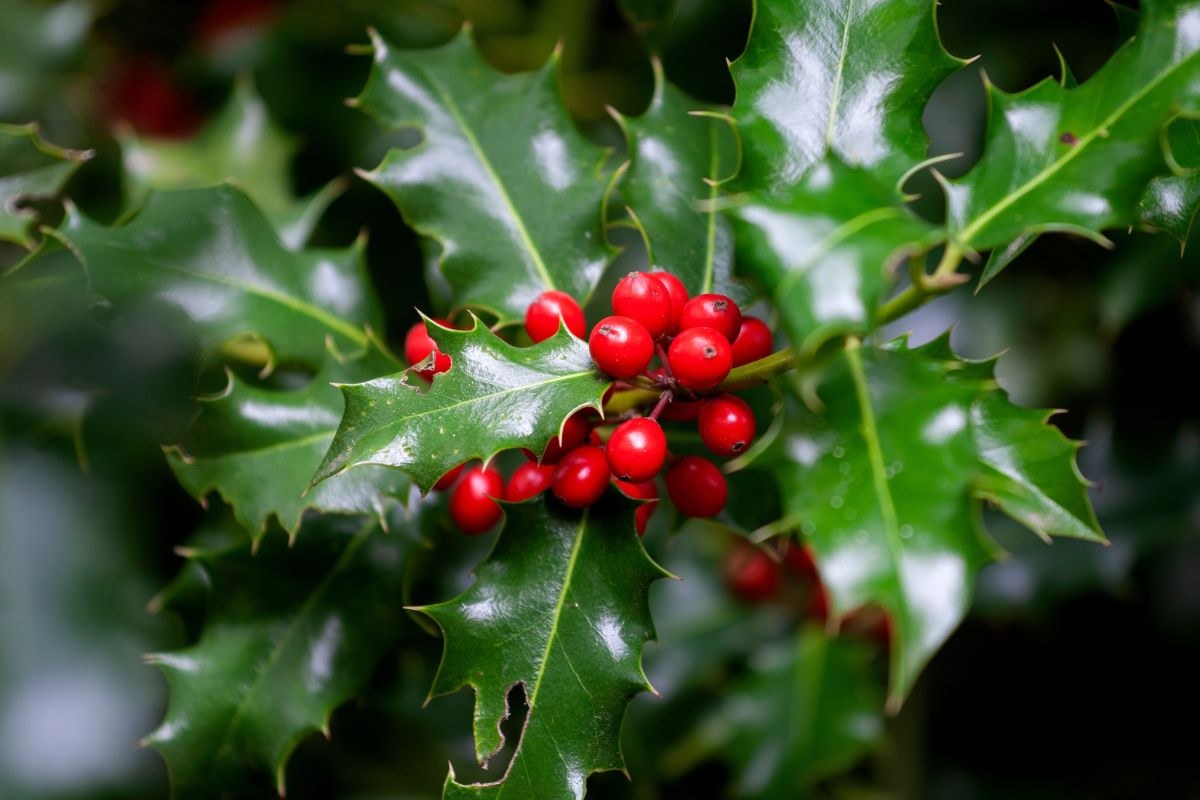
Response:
[648, 390, 673, 421]
[876, 242, 966, 324]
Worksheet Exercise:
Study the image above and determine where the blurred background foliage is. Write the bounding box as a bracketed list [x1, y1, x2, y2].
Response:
[0, 0, 1197, 798]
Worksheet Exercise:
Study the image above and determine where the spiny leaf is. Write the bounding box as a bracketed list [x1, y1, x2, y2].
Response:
[355, 29, 614, 324]
[688, 628, 885, 799]
[727, 157, 940, 354]
[145, 512, 419, 799]
[119, 78, 343, 250]
[52, 185, 380, 369]
[416, 496, 670, 800]
[729, 0, 963, 194]
[166, 340, 411, 542]
[749, 334, 1104, 706]
[1139, 118, 1200, 248]
[313, 318, 609, 493]
[948, 0, 1200, 278]
[612, 60, 745, 301]
[0, 122, 91, 249]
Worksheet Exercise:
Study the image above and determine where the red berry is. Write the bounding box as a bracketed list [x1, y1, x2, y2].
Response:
[449, 467, 504, 535]
[551, 446, 610, 508]
[698, 394, 756, 457]
[660, 399, 703, 422]
[612, 272, 672, 338]
[650, 271, 689, 333]
[525, 290, 586, 343]
[539, 410, 590, 463]
[725, 545, 781, 602]
[668, 327, 732, 391]
[505, 461, 556, 501]
[665, 456, 727, 518]
[679, 293, 741, 341]
[605, 418, 667, 482]
[432, 461, 466, 492]
[731, 316, 773, 366]
[588, 429, 604, 447]
[589, 316, 654, 379]
[615, 479, 658, 536]
[404, 318, 453, 381]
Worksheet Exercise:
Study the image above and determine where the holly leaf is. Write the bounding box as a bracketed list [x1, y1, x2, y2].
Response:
[313, 318, 609, 493]
[612, 61, 745, 300]
[354, 29, 614, 324]
[414, 496, 670, 799]
[749, 335, 1104, 706]
[727, 157, 940, 354]
[0, 122, 92, 249]
[119, 78, 344, 250]
[947, 0, 1200, 275]
[729, 0, 962, 194]
[688, 628, 884, 798]
[166, 340, 411, 542]
[145, 512, 420, 798]
[52, 185, 380, 369]
[1139, 118, 1200, 248]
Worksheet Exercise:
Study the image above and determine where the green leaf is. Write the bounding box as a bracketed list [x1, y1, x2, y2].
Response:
[612, 61, 744, 300]
[355, 29, 614, 324]
[53, 185, 380, 369]
[727, 157, 939, 353]
[314, 318, 609, 493]
[415, 496, 669, 799]
[166, 341, 411, 541]
[119, 78, 344, 250]
[750, 335, 1103, 705]
[689, 628, 884, 798]
[0, 123, 91, 249]
[729, 0, 962, 193]
[946, 0, 1200, 266]
[145, 512, 419, 798]
[1139, 118, 1200, 248]
[0, 0, 93, 120]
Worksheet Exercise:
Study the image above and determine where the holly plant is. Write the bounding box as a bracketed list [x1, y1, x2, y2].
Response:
[2, 0, 1197, 798]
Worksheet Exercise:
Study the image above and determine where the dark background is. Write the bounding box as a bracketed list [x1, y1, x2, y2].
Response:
[1, 0, 1197, 798]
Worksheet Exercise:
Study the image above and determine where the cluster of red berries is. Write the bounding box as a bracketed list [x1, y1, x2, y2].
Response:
[400, 269, 773, 537]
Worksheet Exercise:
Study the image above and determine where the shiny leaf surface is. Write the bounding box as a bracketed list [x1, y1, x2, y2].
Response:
[613, 62, 743, 299]
[1139, 119, 1200, 247]
[54, 186, 380, 368]
[314, 319, 609, 493]
[145, 513, 418, 799]
[750, 335, 1104, 704]
[416, 496, 669, 799]
[728, 157, 939, 353]
[947, 0, 1200, 266]
[730, 0, 961, 193]
[0, 123, 91, 248]
[120, 79, 343, 249]
[355, 30, 613, 324]
[166, 341, 411, 540]
[691, 628, 884, 798]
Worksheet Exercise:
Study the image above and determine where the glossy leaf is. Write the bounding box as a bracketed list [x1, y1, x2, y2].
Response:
[0, 123, 91, 248]
[53, 185, 380, 368]
[415, 496, 669, 799]
[612, 61, 743, 299]
[145, 512, 419, 798]
[947, 0, 1200, 270]
[315, 319, 609, 493]
[749, 335, 1104, 705]
[120, 79, 343, 249]
[166, 341, 411, 541]
[355, 29, 613, 324]
[728, 157, 939, 353]
[729, 0, 962, 193]
[1139, 119, 1200, 248]
[690, 628, 884, 798]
